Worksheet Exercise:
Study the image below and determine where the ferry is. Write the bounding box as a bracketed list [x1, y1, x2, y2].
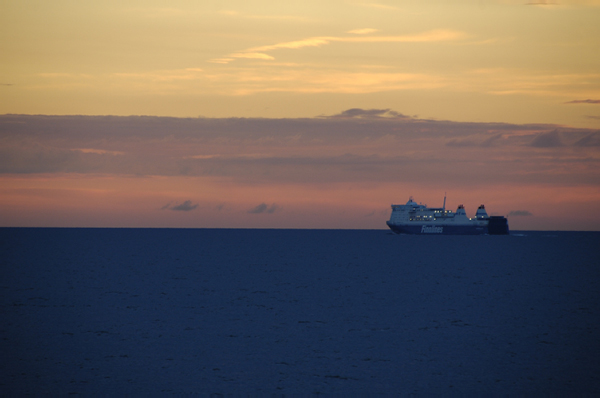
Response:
[386, 196, 509, 235]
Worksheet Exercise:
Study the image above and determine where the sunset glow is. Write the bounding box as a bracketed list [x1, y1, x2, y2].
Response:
[1, 1, 599, 229]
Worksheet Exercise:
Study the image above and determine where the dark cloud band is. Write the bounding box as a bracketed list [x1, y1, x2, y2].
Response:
[1, 113, 598, 188]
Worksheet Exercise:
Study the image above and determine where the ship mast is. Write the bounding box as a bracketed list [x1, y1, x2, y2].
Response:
[442, 192, 446, 213]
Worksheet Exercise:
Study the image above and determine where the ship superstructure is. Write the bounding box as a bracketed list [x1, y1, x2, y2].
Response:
[386, 196, 509, 235]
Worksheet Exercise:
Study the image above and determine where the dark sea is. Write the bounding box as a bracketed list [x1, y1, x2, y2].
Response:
[1, 228, 599, 395]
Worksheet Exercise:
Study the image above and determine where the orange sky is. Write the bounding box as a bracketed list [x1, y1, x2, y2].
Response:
[1, 1, 599, 229]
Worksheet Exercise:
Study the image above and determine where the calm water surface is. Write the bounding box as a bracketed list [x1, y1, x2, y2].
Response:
[1, 228, 599, 394]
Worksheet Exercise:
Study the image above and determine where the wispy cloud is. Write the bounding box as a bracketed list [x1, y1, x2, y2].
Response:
[525, 1, 559, 5]
[248, 203, 280, 214]
[565, 99, 600, 104]
[112, 68, 204, 82]
[205, 69, 445, 95]
[230, 53, 275, 60]
[73, 148, 125, 156]
[168, 200, 199, 211]
[218, 9, 311, 22]
[323, 108, 411, 119]
[465, 69, 600, 98]
[508, 210, 533, 216]
[248, 38, 332, 52]
[347, 28, 379, 35]
[530, 130, 563, 147]
[213, 29, 466, 64]
[504, 0, 600, 6]
[122, 6, 188, 19]
[250, 30, 465, 52]
[35, 52, 596, 101]
[208, 58, 234, 64]
[447, 133, 504, 148]
[574, 132, 600, 146]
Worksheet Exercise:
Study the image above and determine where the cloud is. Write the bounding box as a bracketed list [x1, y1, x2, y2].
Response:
[249, 38, 332, 52]
[508, 210, 533, 216]
[225, 29, 466, 62]
[565, 99, 600, 104]
[208, 58, 234, 64]
[258, 30, 466, 51]
[169, 200, 198, 211]
[248, 203, 280, 214]
[530, 130, 563, 147]
[347, 28, 379, 35]
[230, 53, 275, 60]
[74, 148, 125, 156]
[446, 133, 503, 147]
[1, 114, 598, 188]
[218, 10, 310, 22]
[112, 68, 204, 82]
[446, 138, 476, 147]
[574, 132, 600, 146]
[518, 0, 600, 6]
[481, 133, 504, 147]
[324, 108, 411, 119]
[210, 70, 445, 95]
[525, 1, 559, 5]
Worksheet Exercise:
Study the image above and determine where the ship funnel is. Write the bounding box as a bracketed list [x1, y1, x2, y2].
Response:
[455, 204, 467, 217]
[475, 204, 489, 219]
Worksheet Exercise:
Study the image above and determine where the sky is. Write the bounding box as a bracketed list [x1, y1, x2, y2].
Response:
[1, 0, 599, 230]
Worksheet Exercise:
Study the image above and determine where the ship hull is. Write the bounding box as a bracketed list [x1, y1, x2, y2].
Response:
[386, 222, 487, 235]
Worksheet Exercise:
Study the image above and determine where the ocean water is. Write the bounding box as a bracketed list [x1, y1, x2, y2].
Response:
[1, 228, 599, 395]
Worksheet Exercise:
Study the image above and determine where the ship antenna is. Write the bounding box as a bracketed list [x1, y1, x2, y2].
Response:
[443, 192, 446, 213]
